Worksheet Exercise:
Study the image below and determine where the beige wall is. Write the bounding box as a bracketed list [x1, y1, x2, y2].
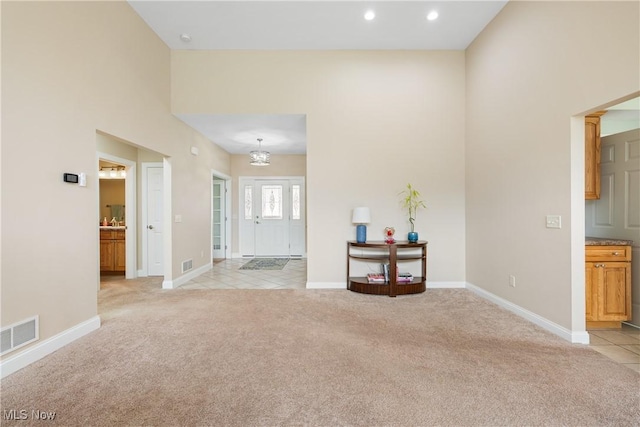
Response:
[173, 50, 468, 285]
[1, 2, 230, 358]
[230, 154, 307, 255]
[465, 1, 640, 330]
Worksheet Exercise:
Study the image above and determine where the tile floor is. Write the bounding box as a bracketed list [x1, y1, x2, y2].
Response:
[588, 324, 640, 372]
[102, 259, 640, 372]
[178, 258, 307, 290]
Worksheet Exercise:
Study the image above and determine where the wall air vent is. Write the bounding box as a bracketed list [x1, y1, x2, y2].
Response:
[1, 316, 39, 355]
[181, 259, 193, 273]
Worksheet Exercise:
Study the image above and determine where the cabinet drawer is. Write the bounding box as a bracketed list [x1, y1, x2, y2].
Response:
[100, 230, 115, 240]
[585, 246, 631, 262]
[114, 230, 125, 240]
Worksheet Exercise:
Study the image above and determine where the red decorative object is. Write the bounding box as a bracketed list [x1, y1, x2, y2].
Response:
[384, 227, 396, 244]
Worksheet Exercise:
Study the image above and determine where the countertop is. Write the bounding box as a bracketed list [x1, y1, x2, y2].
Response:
[586, 236, 634, 246]
[100, 226, 126, 230]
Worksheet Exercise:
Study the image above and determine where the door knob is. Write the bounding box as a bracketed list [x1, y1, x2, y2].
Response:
[148, 225, 154, 230]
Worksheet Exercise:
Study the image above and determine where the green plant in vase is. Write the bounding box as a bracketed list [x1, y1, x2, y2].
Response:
[400, 183, 426, 243]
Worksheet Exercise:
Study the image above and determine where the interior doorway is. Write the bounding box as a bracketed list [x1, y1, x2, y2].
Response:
[97, 154, 136, 282]
[584, 97, 640, 327]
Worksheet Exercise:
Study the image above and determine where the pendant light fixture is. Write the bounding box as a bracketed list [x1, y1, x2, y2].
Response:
[249, 138, 270, 166]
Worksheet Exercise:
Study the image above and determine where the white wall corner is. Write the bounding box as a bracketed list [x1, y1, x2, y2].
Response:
[570, 115, 588, 335]
[571, 331, 591, 345]
[0, 315, 101, 379]
[466, 282, 585, 344]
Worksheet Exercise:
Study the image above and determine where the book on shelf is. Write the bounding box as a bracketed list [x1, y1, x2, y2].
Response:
[396, 272, 414, 283]
[367, 273, 386, 283]
[376, 264, 414, 283]
[381, 263, 390, 282]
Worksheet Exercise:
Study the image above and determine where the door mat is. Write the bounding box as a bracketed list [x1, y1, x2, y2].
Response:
[239, 258, 289, 270]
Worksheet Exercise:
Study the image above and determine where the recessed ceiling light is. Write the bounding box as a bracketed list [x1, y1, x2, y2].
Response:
[364, 10, 375, 21]
[180, 33, 192, 43]
[427, 11, 439, 21]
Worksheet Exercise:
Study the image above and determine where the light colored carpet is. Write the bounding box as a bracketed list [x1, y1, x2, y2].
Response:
[239, 258, 289, 270]
[1, 283, 639, 426]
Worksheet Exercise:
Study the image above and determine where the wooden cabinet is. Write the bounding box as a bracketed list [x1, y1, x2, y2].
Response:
[585, 245, 631, 328]
[100, 229, 125, 273]
[347, 241, 427, 297]
[585, 112, 606, 200]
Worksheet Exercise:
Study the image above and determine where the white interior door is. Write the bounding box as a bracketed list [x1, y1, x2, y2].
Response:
[147, 166, 164, 276]
[212, 179, 226, 259]
[255, 180, 290, 256]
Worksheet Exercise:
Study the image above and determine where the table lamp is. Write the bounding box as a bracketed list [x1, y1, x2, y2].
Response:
[352, 207, 371, 243]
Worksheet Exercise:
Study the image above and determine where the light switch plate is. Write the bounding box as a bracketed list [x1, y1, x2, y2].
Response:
[174, 214, 182, 223]
[546, 215, 561, 229]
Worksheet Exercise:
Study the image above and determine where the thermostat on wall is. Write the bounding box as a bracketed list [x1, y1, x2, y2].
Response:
[63, 173, 79, 184]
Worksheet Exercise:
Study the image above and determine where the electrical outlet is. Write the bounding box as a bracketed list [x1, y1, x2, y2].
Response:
[509, 275, 516, 288]
[546, 215, 561, 229]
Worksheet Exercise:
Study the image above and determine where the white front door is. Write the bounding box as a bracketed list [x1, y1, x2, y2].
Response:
[146, 166, 164, 276]
[239, 177, 305, 258]
[212, 179, 226, 259]
[255, 180, 290, 256]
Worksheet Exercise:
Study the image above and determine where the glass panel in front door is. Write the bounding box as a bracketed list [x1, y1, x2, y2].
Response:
[261, 185, 283, 219]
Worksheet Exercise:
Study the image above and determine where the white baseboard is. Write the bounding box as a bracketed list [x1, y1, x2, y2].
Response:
[306, 282, 346, 289]
[427, 281, 467, 289]
[465, 282, 589, 344]
[306, 281, 466, 290]
[570, 330, 591, 344]
[164, 263, 212, 289]
[0, 315, 101, 379]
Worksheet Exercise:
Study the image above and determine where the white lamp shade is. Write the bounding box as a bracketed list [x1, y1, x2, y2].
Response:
[352, 207, 371, 224]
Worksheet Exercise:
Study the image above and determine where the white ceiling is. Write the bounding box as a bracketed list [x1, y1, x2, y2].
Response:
[177, 114, 307, 155]
[129, 1, 510, 155]
[128, 1, 509, 51]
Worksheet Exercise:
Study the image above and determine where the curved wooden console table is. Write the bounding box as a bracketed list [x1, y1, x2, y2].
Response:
[347, 240, 427, 297]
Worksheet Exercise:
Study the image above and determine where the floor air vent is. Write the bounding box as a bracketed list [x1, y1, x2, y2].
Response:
[1, 316, 39, 355]
[182, 259, 193, 273]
